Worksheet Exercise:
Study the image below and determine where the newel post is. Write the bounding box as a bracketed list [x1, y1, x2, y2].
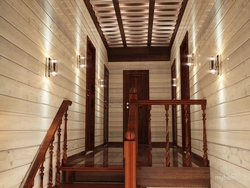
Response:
[124, 87, 138, 188]
[127, 87, 138, 158]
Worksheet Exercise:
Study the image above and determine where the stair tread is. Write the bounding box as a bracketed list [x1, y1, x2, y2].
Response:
[58, 183, 124, 188]
[60, 165, 124, 171]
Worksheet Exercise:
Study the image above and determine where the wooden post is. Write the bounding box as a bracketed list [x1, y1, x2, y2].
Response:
[63, 110, 68, 166]
[124, 140, 136, 188]
[48, 138, 54, 188]
[165, 104, 170, 167]
[56, 124, 61, 186]
[147, 105, 152, 166]
[39, 163, 44, 188]
[128, 88, 138, 162]
[184, 104, 191, 167]
[202, 104, 209, 167]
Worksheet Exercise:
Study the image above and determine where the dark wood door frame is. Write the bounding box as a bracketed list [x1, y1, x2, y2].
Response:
[180, 32, 191, 151]
[103, 65, 109, 145]
[85, 36, 96, 152]
[123, 70, 149, 145]
[171, 60, 177, 147]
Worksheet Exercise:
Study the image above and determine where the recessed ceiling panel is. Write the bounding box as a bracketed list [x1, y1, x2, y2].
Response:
[85, 0, 186, 61]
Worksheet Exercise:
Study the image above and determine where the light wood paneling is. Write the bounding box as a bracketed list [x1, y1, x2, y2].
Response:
[171, 0, 250, 187]
[0, 0, 107, 186]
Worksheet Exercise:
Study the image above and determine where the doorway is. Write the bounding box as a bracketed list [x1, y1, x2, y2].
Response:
[123, 70, 149, 145]
[85, 37, 96, 152]
[171, 60, 177, 147]
[103, 65, 109, 145]
[180, 32, 191, 151]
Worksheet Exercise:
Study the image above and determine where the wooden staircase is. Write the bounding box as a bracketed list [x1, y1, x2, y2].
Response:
[20, 91, 211, 188]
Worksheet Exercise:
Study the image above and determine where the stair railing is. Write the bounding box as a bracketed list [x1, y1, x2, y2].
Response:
[20, 100, 72, 188]
[126, 88, 208, 168]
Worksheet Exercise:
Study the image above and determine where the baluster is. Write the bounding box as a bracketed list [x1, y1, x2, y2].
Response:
[147, 105, 152, 166]
[48, 137, 54, 188]
[202, 104, 209, 167]
[184, 104, 191, 167]
[165, 105, 170, 167]
[40, 162, 44, 188]
[56, 124, 61, 186]
[63, 110, 68, 166]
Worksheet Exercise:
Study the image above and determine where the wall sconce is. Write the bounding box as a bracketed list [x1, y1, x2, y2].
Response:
[77, 55, 85, 68]
[172, 78, 177, 87]
[46, 57, 58, 77]
[187, 53, 194, 66]
[99, 79, 105, 87]
[209, 55, 221, 75]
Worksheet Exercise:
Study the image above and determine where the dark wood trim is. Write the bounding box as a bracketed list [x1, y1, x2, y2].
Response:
[169, 0, 188, 48]
[113, 0, 126, 47]
[83, 0, 109, 50]
[147, 0, 155, 47]
[108, 47, 170, 62]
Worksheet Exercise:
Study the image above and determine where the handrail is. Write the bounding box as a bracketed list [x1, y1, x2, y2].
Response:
[20, 100, 72, 188]
[125, 87, 208, 171]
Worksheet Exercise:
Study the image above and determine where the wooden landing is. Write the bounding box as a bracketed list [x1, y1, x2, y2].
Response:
[137, 167, 210, 187]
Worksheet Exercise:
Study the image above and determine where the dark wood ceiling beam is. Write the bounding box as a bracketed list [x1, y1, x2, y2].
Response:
[147, 0, 155, 47]
[169, 0, 188, 48]
[83, 0, 109, 49]
[113, 0, 127, 47]
[108, 47, 170, 62]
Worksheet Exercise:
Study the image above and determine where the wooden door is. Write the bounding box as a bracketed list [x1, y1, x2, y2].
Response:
[180, 32, 191, 151]
[171, 60, 177, 147]
[85, 37, 96, 152]
[103, 65, 109, 145]
[123, 70, 149, 145]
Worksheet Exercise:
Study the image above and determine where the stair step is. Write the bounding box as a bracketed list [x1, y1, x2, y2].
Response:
[60, 166, 125, 183]
[75, 171, 124, 182]
[137, 167, 210, 187]
[58, 183, 124, 188]
[60, 165, 124, 172]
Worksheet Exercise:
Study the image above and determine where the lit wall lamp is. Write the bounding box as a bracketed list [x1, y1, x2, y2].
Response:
[99, 79, 105, 87]
[187, 53, 194, 66]
[172, 78, 177, 87]
[77, 55, 86, 68]
[46, 57, 58, 77]
[209, 55, 221, 75]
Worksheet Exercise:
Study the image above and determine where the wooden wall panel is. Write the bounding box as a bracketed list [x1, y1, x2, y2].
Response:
[108, 61, 171, 142]
[171, 0, 250, 186]
[0, 0, 107, 186]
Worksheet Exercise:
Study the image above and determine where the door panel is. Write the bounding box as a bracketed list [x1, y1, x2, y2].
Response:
[180, 32, 191, 151]
[104, 65, 109, 145]
[123, 70, 149, 145]
[171, 61, 177, 147]
[85, 37, 96, 152]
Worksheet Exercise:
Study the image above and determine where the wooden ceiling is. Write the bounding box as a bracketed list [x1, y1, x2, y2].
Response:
[84, 0, 188, 61]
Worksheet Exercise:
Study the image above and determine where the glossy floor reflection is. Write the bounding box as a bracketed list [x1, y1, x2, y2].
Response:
[71, 145, 203, 168]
